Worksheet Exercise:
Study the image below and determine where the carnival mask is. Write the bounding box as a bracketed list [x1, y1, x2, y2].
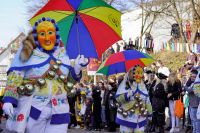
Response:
[37, 21, 56, 51]
[132, 65, 143, 83]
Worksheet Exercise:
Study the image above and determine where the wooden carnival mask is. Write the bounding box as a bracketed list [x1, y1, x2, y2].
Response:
[33, 18, 60, 52]
[36, 21, 56, 51]
[129, 65, 143, 83]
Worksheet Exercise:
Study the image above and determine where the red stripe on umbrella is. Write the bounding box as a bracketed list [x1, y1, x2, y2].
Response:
[105, 52, 125, 66]
[125, 59, 145, 71]
[33, 0, 74, 17]
[80, 13, 121, 58]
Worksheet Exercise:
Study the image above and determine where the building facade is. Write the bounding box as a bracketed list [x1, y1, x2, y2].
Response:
[0, 33, 25, 95]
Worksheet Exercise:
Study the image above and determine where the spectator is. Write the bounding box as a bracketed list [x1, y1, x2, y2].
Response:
[157, 60, 170, 77]
[116, 42, 120, 53]
[105, 81, 117, 132]
[128, 38, 134, 50]
[167, 72, 182, 132]
[152, 73, 168, 133]
[92, 86, 102, 131]
[99, 81, 108, 128]
[184, 69, 200, 133]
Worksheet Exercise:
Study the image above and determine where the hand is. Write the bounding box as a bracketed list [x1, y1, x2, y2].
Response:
[167, 93, 172, 98]
[74, 55, 89, 75]
[3, 103, 13, 118]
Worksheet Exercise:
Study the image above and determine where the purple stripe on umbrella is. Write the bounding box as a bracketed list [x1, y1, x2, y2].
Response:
[66, 15, 98, 59]
[67, 0, 83, 10]
[123, 50, 148, 60]
[107, 62, 126, 75]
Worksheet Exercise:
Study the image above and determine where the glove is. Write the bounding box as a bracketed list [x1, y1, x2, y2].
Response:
[74, 55, 89, 75]
[3, 103, 14, 117]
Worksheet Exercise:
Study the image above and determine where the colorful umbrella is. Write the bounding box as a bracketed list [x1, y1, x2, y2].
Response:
[30, 0, 122, 59]
[97, 50, 154, 76]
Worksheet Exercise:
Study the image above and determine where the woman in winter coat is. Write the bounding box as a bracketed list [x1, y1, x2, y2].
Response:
[167, 72, 182, 132]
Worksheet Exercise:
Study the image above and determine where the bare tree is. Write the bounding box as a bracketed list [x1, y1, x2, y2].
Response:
[24, 0, 48, 19]
[124, 0, 171, 47]
[189, 0, 200, 44]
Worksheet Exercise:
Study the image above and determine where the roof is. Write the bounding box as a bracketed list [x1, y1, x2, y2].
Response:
[0, 32, 25, 56]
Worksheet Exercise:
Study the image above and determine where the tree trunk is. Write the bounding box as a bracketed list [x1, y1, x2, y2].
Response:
[190, 0, 200, 21]
[171, 0, 187, 44]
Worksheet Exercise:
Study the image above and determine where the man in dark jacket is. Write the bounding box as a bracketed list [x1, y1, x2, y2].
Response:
[92, 86, 102, 131]
[184, 69, 200, 133]
[152, 73, 168, 133]
[105, 82, 117, 132]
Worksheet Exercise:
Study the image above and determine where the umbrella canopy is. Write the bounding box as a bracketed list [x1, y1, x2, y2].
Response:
[30, 0, 122, 59]
[97, 50, 154, 76]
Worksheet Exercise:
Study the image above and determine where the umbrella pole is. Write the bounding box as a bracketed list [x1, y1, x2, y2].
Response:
[75, 10, 81, 55]
[94, 74, 97, 85]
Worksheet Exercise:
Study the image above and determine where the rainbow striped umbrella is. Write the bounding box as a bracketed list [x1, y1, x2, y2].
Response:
[30, 0, 121, 59]
[97, 50, 154, 76]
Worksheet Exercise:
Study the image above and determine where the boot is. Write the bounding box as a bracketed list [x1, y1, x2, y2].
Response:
[150, 124, 156, 132]
[158, 126, 164, 133]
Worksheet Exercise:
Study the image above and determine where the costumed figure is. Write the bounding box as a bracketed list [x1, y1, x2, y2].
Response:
[3, 17, 89, 133]
[115, 65, 152, 133]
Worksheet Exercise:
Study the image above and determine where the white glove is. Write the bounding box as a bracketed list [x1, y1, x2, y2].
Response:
[74, 55, 89, 75]
[3, 103, 14, 117]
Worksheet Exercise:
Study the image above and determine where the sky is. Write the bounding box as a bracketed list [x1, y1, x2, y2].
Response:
[0, 0, 133, 48]
[0, 0, 31, 47]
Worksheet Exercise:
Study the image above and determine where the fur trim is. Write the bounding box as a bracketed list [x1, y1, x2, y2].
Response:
[20, 31, 36, 62]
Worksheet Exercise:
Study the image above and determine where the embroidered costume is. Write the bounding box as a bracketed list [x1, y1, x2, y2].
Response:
[115, 65, 152, 133]
[3, 18, 88, 133]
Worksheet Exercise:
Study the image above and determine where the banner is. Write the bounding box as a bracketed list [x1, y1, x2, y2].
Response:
[87, 58, 102, 75]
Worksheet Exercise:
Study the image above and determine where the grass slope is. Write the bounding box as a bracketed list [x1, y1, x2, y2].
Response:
[151, 51, 188, 72]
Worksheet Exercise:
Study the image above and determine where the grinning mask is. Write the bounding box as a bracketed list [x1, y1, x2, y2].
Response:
[33, 17, 60, 52]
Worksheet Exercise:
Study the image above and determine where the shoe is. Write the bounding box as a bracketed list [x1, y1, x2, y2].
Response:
[0, 128, 3, 132]
[159, 127, 164, 133]
[74, 125, 80, 129]
[165, 126, 171, 131]
[185, 126, 191, 133]
[169, 128, 175, 133]
[174, 127, 180, 132]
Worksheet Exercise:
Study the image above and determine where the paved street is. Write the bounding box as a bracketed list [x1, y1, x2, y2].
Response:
[0, 119, 187, 133]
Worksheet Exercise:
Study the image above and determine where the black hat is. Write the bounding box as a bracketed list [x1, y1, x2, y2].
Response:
[156, 73, 168, 79]
[146, 70, 152, 74]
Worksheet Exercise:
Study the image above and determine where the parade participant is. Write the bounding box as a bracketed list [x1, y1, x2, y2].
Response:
[115, 65, 152, 133]
[3, 17, 88, 133]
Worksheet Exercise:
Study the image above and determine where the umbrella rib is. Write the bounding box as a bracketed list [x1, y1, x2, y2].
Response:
[80, 6, 99, 14]
[52, 10, 73, 15]
[78, 5, 120, 14]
